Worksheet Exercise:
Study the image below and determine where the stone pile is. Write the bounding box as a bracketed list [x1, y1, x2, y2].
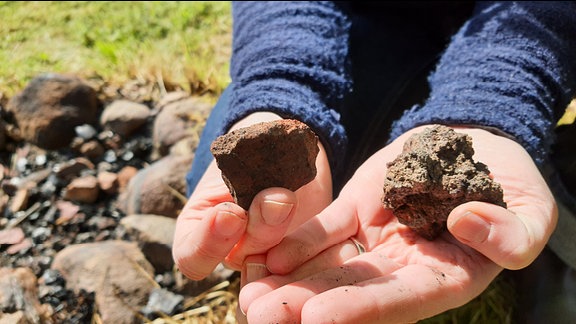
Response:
[0, 73, 235, 323]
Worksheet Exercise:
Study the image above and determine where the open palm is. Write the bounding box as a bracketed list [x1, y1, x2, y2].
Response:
[240, 125, 557, 324]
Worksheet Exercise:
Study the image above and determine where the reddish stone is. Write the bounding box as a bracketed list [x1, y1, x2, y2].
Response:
[97, 171, 119, 195]
[211, 119, 319, 210]
[5, 73, 99, 150]
[63, 175, 100, 204]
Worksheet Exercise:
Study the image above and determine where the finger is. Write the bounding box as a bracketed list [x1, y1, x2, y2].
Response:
[266, 146, 395, 275]
[289, 238, 365, 280]
[448, 200, 556, 270]
[225, 188, 298, 270]
[265, 197, 362, 274]
[300, 262, 500, 324]
[241, 254, 270, 288]
[242, 252, 401, 323]
[239, 238, 365, 313]
[173, 201, 248, 280]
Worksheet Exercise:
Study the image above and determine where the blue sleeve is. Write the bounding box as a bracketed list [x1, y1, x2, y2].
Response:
[220, 1, 352, 175]
[390, 1, 576, 165]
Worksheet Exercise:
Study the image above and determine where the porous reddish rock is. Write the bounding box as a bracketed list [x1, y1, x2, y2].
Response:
[211, 119, 319, 210]
[382, 125, 507, 240]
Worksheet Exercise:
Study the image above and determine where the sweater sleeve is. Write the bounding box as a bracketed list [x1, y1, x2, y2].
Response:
[220, 1, 352, 175]
[390, 1, 576, 165]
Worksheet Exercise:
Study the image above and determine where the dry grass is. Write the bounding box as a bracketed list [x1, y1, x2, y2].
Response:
[145, 280, 240, 324]
[0, 1, 232, 101]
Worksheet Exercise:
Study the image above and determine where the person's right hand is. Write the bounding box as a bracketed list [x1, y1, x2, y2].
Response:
[172, 112, 334, 281]
[237, 125, 558, 323]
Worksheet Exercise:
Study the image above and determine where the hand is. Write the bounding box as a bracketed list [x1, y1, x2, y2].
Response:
[172, 112, 333, 280]
[239, 125, 557, 323]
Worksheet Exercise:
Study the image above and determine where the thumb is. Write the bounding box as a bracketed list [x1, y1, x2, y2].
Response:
[447, 201, 556, 270]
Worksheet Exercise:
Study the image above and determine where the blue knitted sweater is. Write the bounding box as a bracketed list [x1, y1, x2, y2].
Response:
[221, 1, 576, 179]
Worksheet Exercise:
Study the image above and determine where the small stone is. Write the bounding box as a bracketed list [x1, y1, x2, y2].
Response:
[75, 124, 97, 140]
[79, 140, 105, 159]
[117, 166, 138, 192]
[62, 175, 100, 204]
[0, 227, 25, 245]
[141, 288, 184, 317]
[9, 188, 30, 212]
[35, 154, 47, 166]
[6, 238, 33, 255]
[100, 100, 151, 137]
[382, 125, 507, 240]
[97, 171, 119, 195]
[103, 150, 117, 163]
[0, 267, 44, 323]
[152, 96, 212, 157]
[54, 158, 95, 181]
[120, 214, 176, 272]
[118, 154, 191, 218]
[211, 119, 319, 210]
[31, 227, 51, 243]
[51, 241, 156, 324]
[39, 269, 65, 286]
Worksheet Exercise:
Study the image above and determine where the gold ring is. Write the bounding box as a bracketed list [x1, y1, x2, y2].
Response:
[349, 237, 366, 255]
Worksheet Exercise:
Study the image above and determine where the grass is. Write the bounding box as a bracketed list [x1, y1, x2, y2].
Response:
[0, 1, 232, 101]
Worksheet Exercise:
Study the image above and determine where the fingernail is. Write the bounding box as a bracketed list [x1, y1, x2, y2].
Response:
[450, 211, 491, 243]
[238, 304, 247, 318]
[245, 263, 271, 283]
[214, 210, 246, 237]
[261, 200, 293, 226]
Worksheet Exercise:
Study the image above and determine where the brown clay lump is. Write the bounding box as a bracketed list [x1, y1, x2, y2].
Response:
[382, 125, 507, 240]
[210, 119, 319, 210]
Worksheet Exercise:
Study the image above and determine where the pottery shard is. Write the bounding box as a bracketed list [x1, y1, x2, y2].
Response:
[382, 125, 507, 240]
[211, 119, 319, 210]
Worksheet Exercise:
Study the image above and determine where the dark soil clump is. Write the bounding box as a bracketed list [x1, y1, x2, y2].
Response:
[382, 125, 506, 240]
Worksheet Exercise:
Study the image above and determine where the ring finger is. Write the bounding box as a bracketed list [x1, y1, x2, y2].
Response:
[242, 237, 366, 289]
[265, 198, 361, 274]
[240, 237, 370, 312]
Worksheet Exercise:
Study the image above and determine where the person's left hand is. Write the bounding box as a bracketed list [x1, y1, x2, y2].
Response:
[238, 125, 557, 323]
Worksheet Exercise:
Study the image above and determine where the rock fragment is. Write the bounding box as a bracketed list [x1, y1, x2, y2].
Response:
[51, 241, 156, 324]
[210, 119, 319, 210]
[118, 154, 192, 218]
[0, 267, 45, 323]
[100, 99, 150, 137]
[152, 96, 212, 158]
[5, 73, 99, 150]
[382, 125, 506, 240]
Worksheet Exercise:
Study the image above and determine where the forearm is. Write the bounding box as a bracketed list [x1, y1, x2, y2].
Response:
[222, 1, 352, 175]
[390, 1, 576, 165]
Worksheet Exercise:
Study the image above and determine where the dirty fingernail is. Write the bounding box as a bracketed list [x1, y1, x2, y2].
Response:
[214, 210, 246, 237]
[450, 211, 491, 243]
[261, 200, 293, 226]
[245, 263, 271, 283]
